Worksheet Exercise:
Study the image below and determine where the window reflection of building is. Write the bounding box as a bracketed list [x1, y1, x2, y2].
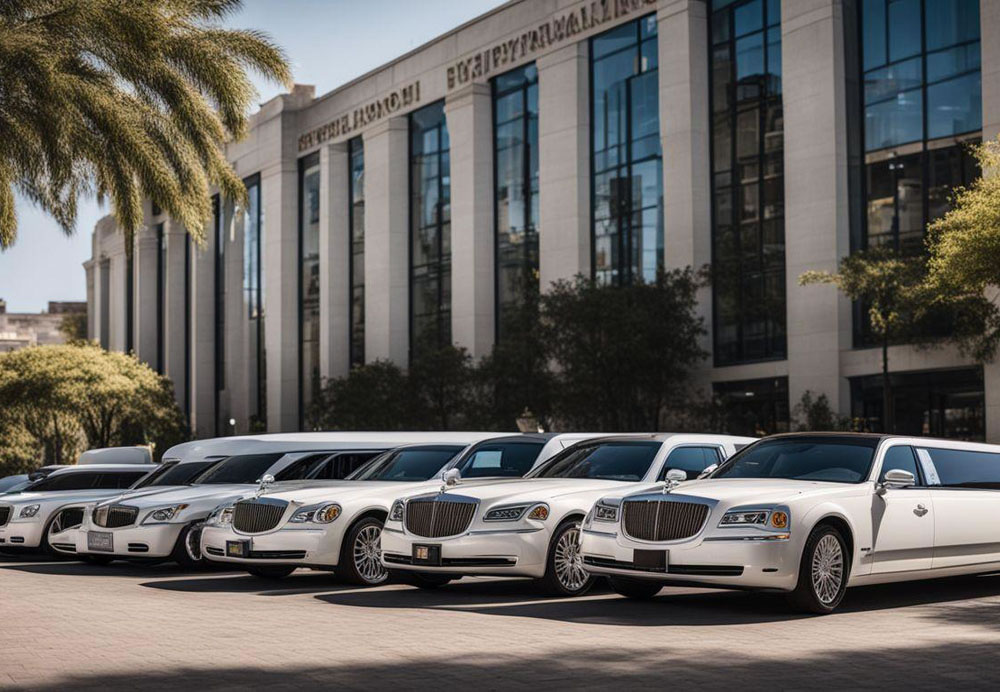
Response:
[710, 0, 785, 366]
[299, 154, 320, 426]
[349, 137, 365, 368]
[590, 14, 662, 286]
[714, 377, 790, 437]
[241, 175, 265, 428]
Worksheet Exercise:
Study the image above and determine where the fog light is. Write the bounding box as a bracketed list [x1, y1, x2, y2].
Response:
[770, 511, 788, 529]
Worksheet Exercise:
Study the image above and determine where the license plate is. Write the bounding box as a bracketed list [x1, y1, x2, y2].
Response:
[226, 540, 250, 558]
[87, 531, 113, 553]
[633, 549, 668, 571]
[412, 544, 441, 566]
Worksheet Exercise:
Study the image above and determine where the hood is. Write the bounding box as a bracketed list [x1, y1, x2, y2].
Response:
[404, 478, 632, 505]
[255, 479, 440, 505]
[113, 484, 260, 509]
[0, 488, 123, 507]
[614, 478, 858, 505]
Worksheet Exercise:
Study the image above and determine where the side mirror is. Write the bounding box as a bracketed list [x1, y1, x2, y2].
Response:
[877, 469, 916, 495]
[442, 468, 461, 488]
[698, 464, 719, 479]
[665, 468, 688, 483]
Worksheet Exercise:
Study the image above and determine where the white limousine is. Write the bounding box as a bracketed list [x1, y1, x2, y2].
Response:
[581, 433, 1000, 613]
[380, 434, 754, 596]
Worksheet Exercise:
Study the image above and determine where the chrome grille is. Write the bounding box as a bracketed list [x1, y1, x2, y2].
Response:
[622, 500, 709, 542]
[405, 499, 476, 538]
[93, 505, 139, 528]
[0, 506, 10, 527]
[233, 499, 288, 534]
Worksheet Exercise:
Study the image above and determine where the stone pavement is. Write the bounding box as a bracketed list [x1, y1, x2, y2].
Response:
[1, 552, 1000, 690]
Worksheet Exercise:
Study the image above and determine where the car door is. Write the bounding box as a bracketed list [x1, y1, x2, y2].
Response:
[917, 446, 1000, 570]
[870, 445, 934, 575]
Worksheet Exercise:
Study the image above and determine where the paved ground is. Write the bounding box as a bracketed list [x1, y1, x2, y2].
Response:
[2, 552, 1000, 690]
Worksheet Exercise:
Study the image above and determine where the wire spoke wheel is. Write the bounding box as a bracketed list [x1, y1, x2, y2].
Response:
[811, 534, 844, 605]
[553, 526, 588, 592]
[185, 523, 204, 563]
[353, 524, 387, 585]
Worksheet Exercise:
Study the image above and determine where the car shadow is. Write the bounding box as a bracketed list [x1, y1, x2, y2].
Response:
[314, 573, 1000, 627]
[139, 570, 356, 596]
[0, 556, 235, 579]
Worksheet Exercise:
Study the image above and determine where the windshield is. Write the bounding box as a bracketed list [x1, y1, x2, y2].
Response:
[132, 460, 222, 488]
[191, 454, 286, 485]
[529, 441, 662, 481]
[0, 475, 28, 493]
[347, 446, 463, 482]
[712, 437, 878, 483]
[454, 442, 545, 478]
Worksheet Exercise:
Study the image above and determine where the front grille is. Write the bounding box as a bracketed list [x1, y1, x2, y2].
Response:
[622, 500, 709, 542]
[405, 499, 476, 538]
[0, 506, 10, 527]
[93, 505, 139, 528]
[233, 499, 288, 534]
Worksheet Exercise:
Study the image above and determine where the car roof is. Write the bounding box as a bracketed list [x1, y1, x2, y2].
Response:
[46, 464, 157, 476]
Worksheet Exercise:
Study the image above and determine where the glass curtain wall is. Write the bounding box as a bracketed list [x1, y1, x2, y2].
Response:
[493, 63, 539, 341]
[241, 175, 265, 429]
[213, 195, 226, 435]
[155, 223, 165, 373]
[125, 245, 134, 353]
[590, 14, 662, 285]
[410, 101, 451, 359]
[299, 154, 321, 426]
[713, 376, 790, 436]
[710, 0, 785, 366]
[349, 137, 366, 367]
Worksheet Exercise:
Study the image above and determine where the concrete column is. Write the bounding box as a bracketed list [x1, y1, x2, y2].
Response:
[319, 141, 351, 379]
[658, 0, 713, 391]
[980, 0, 1000, 441]
[446, 83, 495, 358]
[84, 257, 95, 341]
[363, 116, 410, 365]
[163, 220, 188, 413]
[781, 0, 853, 420]
[133, 225, 160, 369]
[189, 216, 216, 438]
[538, 41, 591, 290]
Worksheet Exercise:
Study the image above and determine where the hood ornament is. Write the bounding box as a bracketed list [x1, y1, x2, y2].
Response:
[661, 468, 687, 494]
[440, 468, 461, 494]
[255, 474, 276, 497]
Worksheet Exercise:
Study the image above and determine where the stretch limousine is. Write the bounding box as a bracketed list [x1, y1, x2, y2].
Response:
[580, 433, 1000, 613]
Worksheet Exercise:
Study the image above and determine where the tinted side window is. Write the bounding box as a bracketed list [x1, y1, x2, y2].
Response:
[459, 442, 545, 478]
[879, 446, 921, 483]
[97, 472, 147, 490]
[923, 448, 1000, 489]
[274, 453, 334, 481]
[660, 447, 722, 480]
[32, 473, 100, 491]
[312, 453, 382, 480]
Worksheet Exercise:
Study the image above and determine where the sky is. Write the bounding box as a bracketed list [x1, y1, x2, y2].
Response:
[0, 0, 506, 313]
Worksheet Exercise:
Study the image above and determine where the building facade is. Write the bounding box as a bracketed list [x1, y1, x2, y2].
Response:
[0, 299, 86, 352]
[85, 0, 999, 441]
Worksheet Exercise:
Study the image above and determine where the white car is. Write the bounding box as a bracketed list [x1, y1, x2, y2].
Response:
[55, 432, 495, 567]
[200, 433, 588, 585]
[580, 432, 1000, 613]
[380, 434, 754, 596]
[0, 463, 156, 554]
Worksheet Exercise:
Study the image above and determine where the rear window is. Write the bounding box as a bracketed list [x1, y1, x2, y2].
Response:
[456, 442, 545, 478]
[28, 472, 101, 492]
[530, 442, 662, 481]
[192, 454, 286, 485]
[96, 472, 147, 489]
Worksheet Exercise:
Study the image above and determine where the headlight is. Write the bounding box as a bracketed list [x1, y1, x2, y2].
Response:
[19, 504, 40, 519]
[207, 504, 233, 526]
[593, 501, 619, 522]
[483, 503, 549, 522]
[142, 504, 189, 524]
[289, 503, 341, 524]
[719, 508, 789, 529]
[389, 500, 405, 522]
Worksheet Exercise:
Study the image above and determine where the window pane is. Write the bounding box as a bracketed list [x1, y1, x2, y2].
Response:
[925, 0, 980, 52]
[927, 72, 982, 140]
[888, 0, 921, 62]
[865, 88, 923, 150]
[926, 42, 980, 83]
[879, 445, 920, 482]
[925, 448, 1000, 489]
[862, 0, 887, 70]
[734, 0, 763, 37]
[864, 57, 922, 103]
[663, 447, 719, 479]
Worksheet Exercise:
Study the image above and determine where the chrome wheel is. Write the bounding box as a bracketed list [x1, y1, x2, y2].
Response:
[353, 524, 387, 585]
[554, 525, 588, 593]
[811, 534, 844, 605]
[184, 524, 204, 563]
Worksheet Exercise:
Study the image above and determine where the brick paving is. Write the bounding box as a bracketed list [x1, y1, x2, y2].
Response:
[2, 551, 1000, 689]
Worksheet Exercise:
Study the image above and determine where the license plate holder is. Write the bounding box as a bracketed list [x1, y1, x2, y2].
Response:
[633, 549, 668, 572]
[226, 540, 250, 558]
[87, 531, 114, 553]
[412, 544, 442, 566]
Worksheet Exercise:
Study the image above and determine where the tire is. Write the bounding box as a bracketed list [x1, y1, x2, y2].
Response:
[390, 571, 453, 589]
[787, 524, 850, 614]
[247, 565, 296, 580]
[536, 519, 595, 597]
[337, 516, 389, 587]
[608, 576, 663, 600]
[170, 522, 206, 569]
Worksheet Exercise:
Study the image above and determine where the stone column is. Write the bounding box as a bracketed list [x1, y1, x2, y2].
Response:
[781, 0, 853, 420]
[319, 141, 351, 379]
[163, 220, 189, 414]
[133, 224, 160, 370]
[363, 116, 410, 365]
[446, 82, 495, 358]
[189, 215, 216, 438]
[980, 0, 1000, 441]
[84, 256, 95, 341]
[538, 41, 591, 290]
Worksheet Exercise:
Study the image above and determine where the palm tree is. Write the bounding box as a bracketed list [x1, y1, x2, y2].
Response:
[0, 0, 291, 248]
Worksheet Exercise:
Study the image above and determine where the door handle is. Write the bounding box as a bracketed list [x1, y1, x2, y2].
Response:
[914, 504, 928, 517]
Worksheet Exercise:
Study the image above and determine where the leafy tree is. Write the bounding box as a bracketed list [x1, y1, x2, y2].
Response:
[307, 360, 413, 431]
[792, 390, 851, 432]
[0, 343, 187, 467]
[0, 0, 291, 248]
[58, 310, 87, 342]
[541, 270, 707, 431]
[408, 341, 475, 430]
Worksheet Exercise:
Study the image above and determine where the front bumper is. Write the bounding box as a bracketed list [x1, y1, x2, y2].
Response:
[380, 524, 549, 578]
[74, 520, 186, 559]
[200, 524, 336, 568]
[580, 527, 799, 591]
[0, 519, 46, 549]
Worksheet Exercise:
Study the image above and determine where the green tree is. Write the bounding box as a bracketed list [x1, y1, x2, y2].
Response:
[0, 0, 291, 248]
[307, 360, 413, 431]
[792, 390, 851, 432]
[58, 310, 87, 342]
[408, 341, 475, 430]
[541, 270, 707, 431]
[0, 343, 187, 468]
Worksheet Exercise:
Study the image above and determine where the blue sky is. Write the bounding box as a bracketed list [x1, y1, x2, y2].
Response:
[0, 0, 505, 313]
